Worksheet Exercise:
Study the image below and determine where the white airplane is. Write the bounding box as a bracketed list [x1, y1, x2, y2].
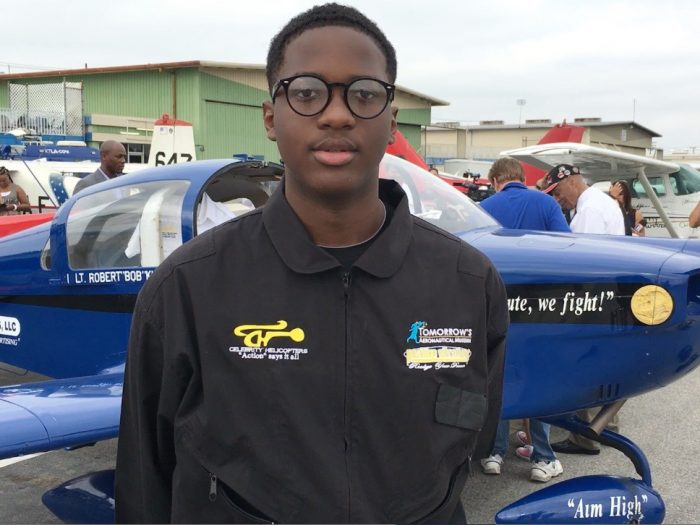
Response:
[0, 114, 197, 213]
[502, 142, 700, 238]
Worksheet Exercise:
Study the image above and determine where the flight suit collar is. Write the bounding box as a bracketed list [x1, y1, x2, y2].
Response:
[263, 178, 413, 278]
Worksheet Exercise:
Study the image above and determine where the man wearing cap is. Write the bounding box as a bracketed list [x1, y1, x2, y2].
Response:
[542, 164, 624, 235]
[543, 163, 624, 455]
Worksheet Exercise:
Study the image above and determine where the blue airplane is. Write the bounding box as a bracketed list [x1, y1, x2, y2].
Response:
[0, 154, 698, 523]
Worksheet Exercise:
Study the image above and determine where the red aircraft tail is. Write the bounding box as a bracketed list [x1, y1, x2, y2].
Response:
[522, 122, 586, 186]
[386, 130, 429, 170]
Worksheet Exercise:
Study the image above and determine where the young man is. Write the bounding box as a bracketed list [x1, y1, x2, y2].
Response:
[73, 140, 126, 194]
[115, 4, 508, 523]
[479, 158, 568, 483]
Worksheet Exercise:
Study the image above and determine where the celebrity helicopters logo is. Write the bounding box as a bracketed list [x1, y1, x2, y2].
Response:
[233, 320, 305, 347]
[229, 320, 308, 362]
[405, 321, 472, 370]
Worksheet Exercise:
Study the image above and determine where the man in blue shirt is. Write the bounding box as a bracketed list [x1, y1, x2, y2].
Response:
[480, 157, 570, 231]
[479, 157, 569, 483]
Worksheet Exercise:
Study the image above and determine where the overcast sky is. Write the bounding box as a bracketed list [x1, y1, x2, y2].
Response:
[5, 0, 699, 151]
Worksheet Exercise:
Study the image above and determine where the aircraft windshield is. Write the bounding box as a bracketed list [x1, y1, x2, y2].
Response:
[379, 154, 499, 234]
[66, 180, 190, 269]
[671, 165, 700, 195]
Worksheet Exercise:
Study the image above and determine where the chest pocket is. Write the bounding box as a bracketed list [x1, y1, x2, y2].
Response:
[434, 383, 487, 431]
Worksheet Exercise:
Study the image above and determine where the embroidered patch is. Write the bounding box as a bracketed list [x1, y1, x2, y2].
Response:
[229, 320, 308, 362]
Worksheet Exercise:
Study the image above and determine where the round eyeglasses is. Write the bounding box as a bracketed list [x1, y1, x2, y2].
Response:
[271, 74, 395, 120]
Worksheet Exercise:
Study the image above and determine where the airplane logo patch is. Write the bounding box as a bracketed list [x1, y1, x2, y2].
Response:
[233, 320, 305, 347]
[229, 320, 308, 362]
[404, 321, 472, 371]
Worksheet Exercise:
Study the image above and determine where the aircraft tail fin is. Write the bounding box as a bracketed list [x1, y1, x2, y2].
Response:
[146, 114, 197, 167]
[386, 130, 429, 170]
[522, 122, 586, 186]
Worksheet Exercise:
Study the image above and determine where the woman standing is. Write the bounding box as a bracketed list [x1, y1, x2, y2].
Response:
[0, 167, 31, 215]
[610, 180, 645, 236]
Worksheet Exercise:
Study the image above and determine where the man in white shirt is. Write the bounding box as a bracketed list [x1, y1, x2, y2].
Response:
[543, 164, 624, 235]
[542, 163, 624, 456]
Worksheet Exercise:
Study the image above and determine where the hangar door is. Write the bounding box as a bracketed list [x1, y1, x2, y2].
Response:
[203, 101, 280, 161]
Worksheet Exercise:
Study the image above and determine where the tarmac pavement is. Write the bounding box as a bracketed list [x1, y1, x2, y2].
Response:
[0, 368, 698, 523]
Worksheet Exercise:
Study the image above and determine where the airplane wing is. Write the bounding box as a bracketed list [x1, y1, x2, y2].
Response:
[0, 373, 121, 460]
[502, 142, 683, 237]
[502, 142, 679, 179]
[0, 212, 54, 238]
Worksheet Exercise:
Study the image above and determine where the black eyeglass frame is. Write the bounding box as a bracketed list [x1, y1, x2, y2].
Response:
[271, 74, 396, 120]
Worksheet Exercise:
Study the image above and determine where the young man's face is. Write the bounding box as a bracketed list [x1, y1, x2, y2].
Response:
[263, 26, 397, 203]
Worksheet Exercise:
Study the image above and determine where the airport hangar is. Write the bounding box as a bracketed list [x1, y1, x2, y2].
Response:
[423, 117, 662, 169]
[0, 60, 448, 164]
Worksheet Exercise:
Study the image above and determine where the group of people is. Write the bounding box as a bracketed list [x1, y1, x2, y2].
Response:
[476, 156, 652, 484]
[0, 140, 126, 217]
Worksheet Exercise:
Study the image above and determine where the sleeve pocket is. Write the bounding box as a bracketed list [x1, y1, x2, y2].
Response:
[434, 383, 487, 431]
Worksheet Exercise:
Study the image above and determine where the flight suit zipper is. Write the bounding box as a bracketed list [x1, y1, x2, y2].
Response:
[209, 473, 218, 501]
[342, 270, 352, 521]
[207, 470, 275, 523]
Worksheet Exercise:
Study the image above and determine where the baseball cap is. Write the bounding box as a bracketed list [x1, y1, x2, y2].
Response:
[542, 164, 581, 194]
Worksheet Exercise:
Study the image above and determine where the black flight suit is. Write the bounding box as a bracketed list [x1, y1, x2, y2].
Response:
[115, 179, 508, 523]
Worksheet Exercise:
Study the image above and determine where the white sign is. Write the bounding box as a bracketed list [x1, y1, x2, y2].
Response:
[0, 316, 21, 337]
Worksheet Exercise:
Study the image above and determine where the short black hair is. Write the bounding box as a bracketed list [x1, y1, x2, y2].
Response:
[266, 3, 397, 92]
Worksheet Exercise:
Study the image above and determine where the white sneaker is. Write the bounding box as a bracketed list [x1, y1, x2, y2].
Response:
[530, 459, 563, 482]
[480, 454, 503, 475]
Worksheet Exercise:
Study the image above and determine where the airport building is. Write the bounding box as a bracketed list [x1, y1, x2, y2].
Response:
[424, 118, 662, 167]
[0, 61, 448, 163]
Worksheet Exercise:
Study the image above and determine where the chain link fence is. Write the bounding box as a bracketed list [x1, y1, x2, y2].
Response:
[0, 81, 84, 137]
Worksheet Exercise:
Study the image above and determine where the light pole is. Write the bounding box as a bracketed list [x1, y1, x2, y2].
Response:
[516, 99, 526, 126]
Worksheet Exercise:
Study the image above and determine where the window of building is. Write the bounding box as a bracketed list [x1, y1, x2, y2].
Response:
[126, 143, 151, 164]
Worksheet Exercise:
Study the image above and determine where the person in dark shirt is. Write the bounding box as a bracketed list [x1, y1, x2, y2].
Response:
[115, 4, 508, 524]
[73, 140, 126, 194]
[0, 167, 31, 215]
[609, 180, 645, 236]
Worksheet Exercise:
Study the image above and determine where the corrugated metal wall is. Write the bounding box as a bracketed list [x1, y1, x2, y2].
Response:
[204, 102, 279, 161]
[399, 124, 422, 154]
[0, 68, 433, 158]
[2, 70, 196, 116]
[200, 73, 278, 161]
[81, 71, 171, 117]
[395, 108, 430, 127]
